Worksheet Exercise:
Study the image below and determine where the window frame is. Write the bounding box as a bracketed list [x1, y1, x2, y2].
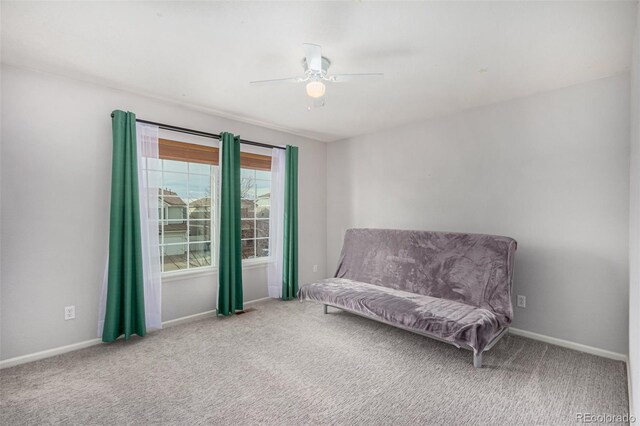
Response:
[158, 161, 216, 275]
[157, 138, 273, 279]
[240, 168, 271, 261]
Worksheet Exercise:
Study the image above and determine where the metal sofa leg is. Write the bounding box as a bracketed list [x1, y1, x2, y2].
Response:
[323, 304, 328, 314]
[473, 352, 483, 368]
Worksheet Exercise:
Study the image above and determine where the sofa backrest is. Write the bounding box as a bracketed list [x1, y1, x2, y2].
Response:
[334, 228, 517, 323]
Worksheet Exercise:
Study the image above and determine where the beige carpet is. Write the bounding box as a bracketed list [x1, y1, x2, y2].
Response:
[0, 299, 629, 425]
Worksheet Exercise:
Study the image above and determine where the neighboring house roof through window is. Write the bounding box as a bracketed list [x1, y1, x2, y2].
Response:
[160, 188, 187, 206]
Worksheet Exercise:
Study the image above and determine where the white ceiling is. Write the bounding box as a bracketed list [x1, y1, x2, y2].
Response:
[2, 1, 638, 142]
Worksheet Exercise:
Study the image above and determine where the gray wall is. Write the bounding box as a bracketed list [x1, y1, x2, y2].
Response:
[327, 74, 630, 354]
[0, 64, 633, 362]
[629, 5, 640, 416]
[0, 65, 328, 360]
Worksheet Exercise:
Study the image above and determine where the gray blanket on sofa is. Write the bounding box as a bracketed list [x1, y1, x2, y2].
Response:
[298, 228, 517, 353]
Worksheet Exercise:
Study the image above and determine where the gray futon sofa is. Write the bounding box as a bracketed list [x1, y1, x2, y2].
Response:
[298, 228, 517, 368]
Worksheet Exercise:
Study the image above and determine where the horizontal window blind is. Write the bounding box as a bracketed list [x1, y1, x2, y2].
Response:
[159, 138, 271, 171]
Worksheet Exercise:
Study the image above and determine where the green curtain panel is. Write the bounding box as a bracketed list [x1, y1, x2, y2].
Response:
[218, 132, 244, 315]
[102, 110, 146, 342]
[282, 145, 299, 300]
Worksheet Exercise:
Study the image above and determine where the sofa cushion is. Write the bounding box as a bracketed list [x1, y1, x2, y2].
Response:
[299, 278, 503, 353]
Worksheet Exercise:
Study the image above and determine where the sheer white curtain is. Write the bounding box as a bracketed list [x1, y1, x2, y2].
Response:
[215, 141, 222, 310]
[267, 148, 286, 298]
[97, 123, 162, 336]
[137, 123, 162, 330]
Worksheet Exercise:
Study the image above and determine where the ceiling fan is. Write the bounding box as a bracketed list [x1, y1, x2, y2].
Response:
[250, 43, 384, 109]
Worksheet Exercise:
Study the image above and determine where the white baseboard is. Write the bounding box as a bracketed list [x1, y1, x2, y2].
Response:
[244, 296, 272, 307]
[161, 310, 217, 328]
[0, 296, 275, 369]
[161, 297, 272, 328]
[509, 327, 627, 362]
[0, 338, 104, 370]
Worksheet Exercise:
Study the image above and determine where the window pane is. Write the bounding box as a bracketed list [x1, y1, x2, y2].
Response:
[256, 179, 271, 198]
[256, 238, 269, 258]
[189, 173, 211, 202]
[165, 206, 187, 222]
[147, 170, 162, 188]
[256, 219, 269, 238]
[189, 243, 212, 268]
[163, 244, 187, 271]
[162, 172, 189, 201]
[147, 157, 162, 171]
[189, 162, 211, 175]
[242, 239, 255, 259]
[157, 156, 216, 273]
[256, 170, 271, 180]
[241, 168, 256, 179]
[163, 221, 188, 244]
[241, 220, 255, 239]
[189, 200, 211, 219]
[163, 159, 188, 173]
[241, 177, 256, 201]
[256, 200, 269, 219]
[241, 199, 255, 219]
[189, 220, 210, 242]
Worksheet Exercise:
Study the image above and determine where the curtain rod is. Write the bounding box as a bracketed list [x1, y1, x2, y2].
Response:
[110, 113, 286, 150]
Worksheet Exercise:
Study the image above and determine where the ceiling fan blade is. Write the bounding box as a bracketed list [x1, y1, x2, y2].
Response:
[326, 73, 384, 83]
[250, 76, 305, 86]
[303, 43, 322, 73]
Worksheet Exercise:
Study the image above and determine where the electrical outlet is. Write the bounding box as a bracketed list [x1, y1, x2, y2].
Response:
[516, 295, 526, 308]
[64, 305, 75, 320]
[313, 264, 318, 273]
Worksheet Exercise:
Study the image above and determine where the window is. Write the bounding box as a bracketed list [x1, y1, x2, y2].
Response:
[156, 138, 272, 273]
[157, 159, 214, 272]
[241, 168, 271, 259]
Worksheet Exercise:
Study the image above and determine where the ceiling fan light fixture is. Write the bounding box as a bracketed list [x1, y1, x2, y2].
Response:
[306, 80, 326, 98]
[249, 43, 383, 109]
